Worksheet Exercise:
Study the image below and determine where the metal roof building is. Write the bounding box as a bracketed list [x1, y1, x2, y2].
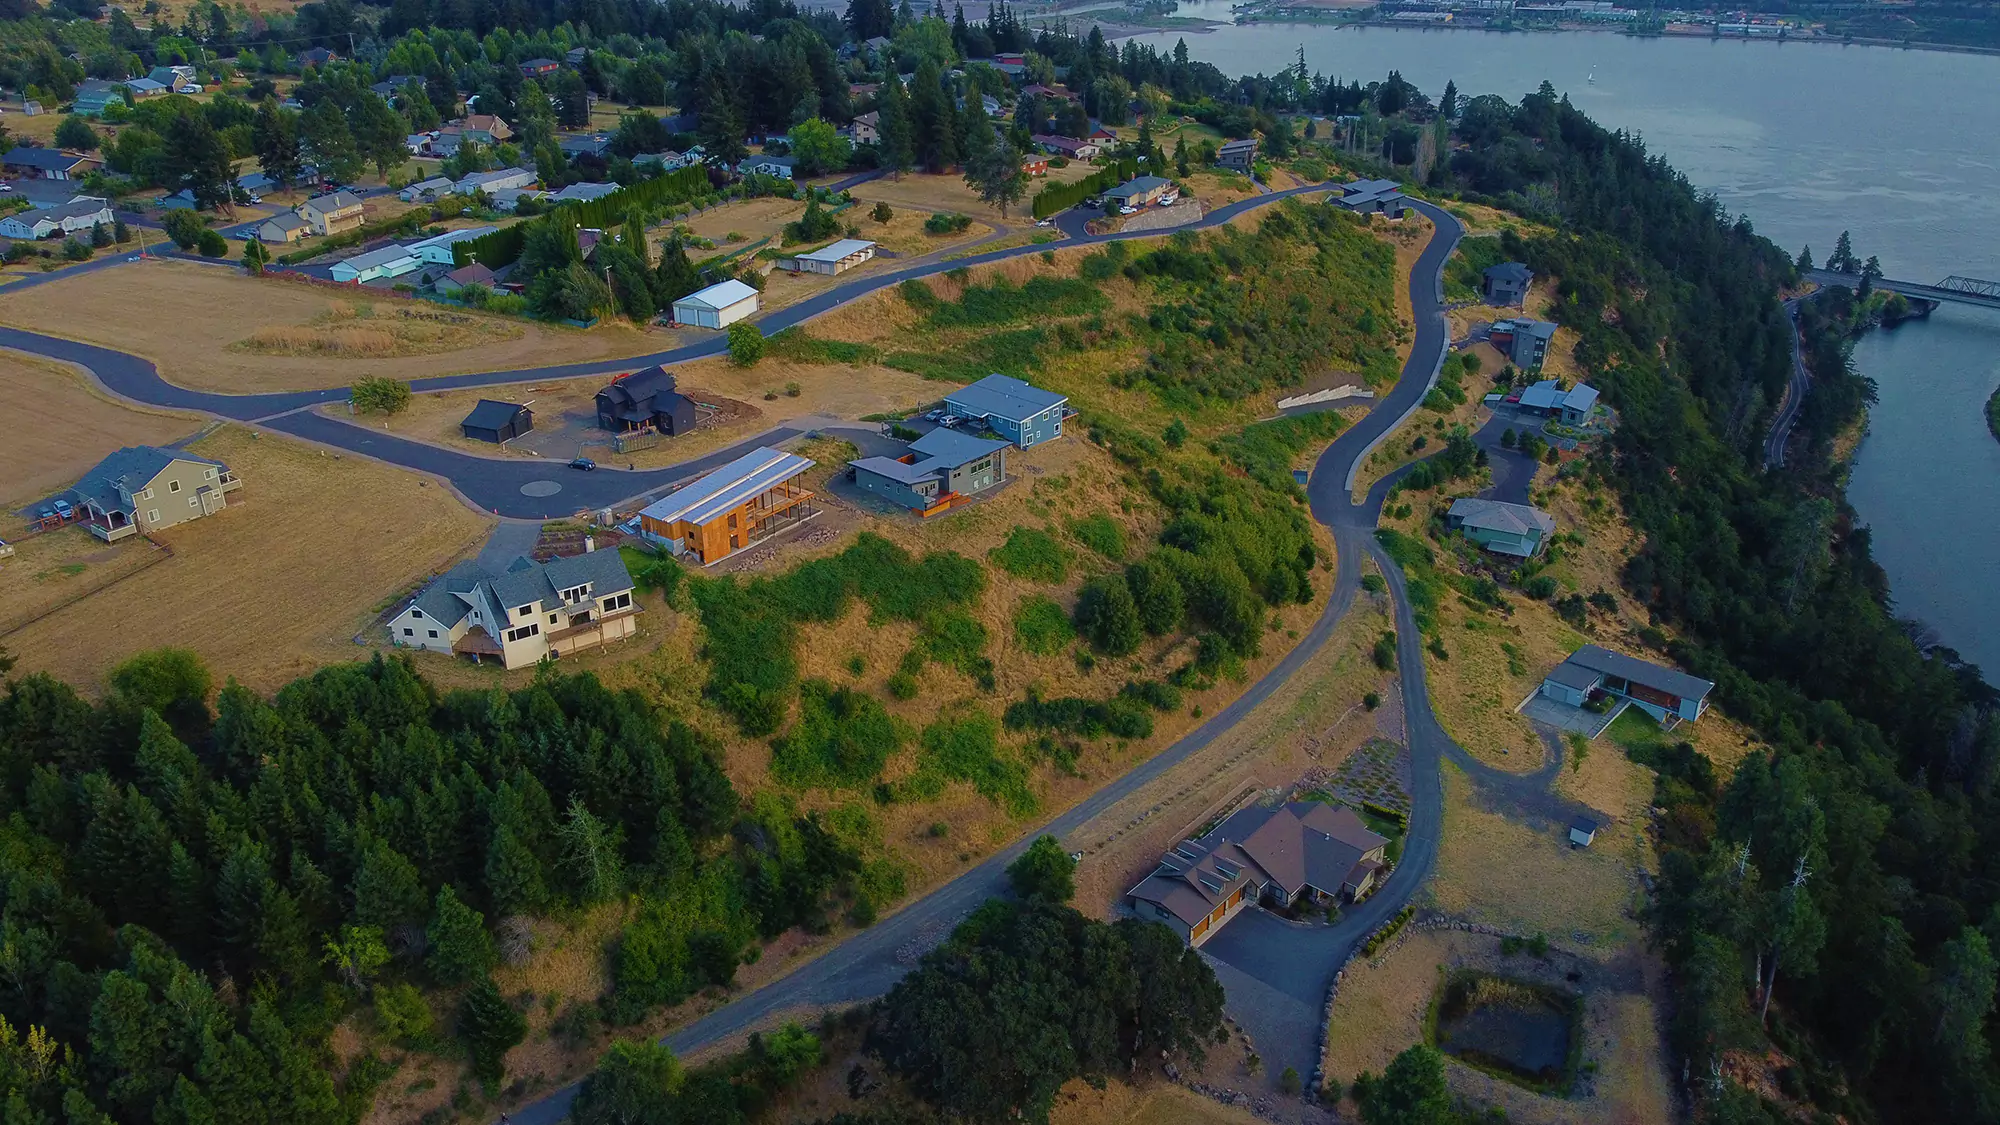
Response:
[789, 238, 877, 275]
[671, 278, 761, 329]
[944, 374, 1069, 449]
[637, 446, 819, 564]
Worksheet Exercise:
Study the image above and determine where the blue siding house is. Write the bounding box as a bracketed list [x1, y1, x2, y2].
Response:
[944, 374, 1068, 449]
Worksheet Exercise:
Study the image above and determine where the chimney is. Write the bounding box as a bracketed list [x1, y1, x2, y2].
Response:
[584, 535, 595, 553]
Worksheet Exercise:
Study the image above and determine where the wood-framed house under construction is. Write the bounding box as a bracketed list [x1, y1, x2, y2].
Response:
[635, 446, 817, 565]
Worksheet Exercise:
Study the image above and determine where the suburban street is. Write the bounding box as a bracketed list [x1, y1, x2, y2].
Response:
[0, 189, 1584, 1120]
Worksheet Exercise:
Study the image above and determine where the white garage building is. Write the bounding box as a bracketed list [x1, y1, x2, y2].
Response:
[672, 278, 761, 329]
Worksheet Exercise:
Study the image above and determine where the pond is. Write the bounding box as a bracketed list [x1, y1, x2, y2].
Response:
[1432, 971, 1579, 1093]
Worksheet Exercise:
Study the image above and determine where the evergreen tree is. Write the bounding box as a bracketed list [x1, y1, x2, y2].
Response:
[458, 978, 526, 1087]
[1439, 78, 1458, 120]
[1006, 836, 1075, 902]
[351, 838, 427, 931]
[351, 92, 409, 180]
[54, 114, 98, 151]
[651, 235, 702, 307]
[426, 884, 495, 986]
[300, 99, 363, 184]
[1075, 574, 1142, 655]
[1831, 229, 1856, 272]
[876, 76, 914, 179]
[908, 60, 958, 173]
[252, 101, 302, 190]
[1354, 1044, 1453, 1125]
[241, 235, 269, 273]
[162, 112, 235, 210]
[1796, 244, 1813, 272]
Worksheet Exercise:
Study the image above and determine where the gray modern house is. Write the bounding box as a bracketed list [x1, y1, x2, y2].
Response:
[943, 374, 1068, 449]
[1539, 644, 1715, 726]
[64, 445, 242, 542]
[1329, 178, 1407, 217]
[1492, 318, 1558, 369]
[1217, 137, 1258, 171]
[1516, 378, 1598, 425]
[849, 427, 1010, 515]
[1447, 497, 1556, 558]
[1482, 261, 1532, 306]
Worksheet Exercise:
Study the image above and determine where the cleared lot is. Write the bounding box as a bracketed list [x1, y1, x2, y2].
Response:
[0, 352, 204, 512]
[0, 259, 657, 394]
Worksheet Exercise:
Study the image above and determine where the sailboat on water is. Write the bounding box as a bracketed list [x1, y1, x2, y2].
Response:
[1587, 64, 1597, 85]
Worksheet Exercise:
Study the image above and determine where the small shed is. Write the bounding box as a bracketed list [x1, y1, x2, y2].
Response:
[1568, 816, 1599, 848]
[460, 400, 534, 443]
[672, 279, 760, 329]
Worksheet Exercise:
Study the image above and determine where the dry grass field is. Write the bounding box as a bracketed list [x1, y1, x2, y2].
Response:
[0, 259, 653, 393]
[231, 301, 524, 357]
[0, 426, 492, 692]
[669, 195, 997, 263]
[0, 352, 204, 511]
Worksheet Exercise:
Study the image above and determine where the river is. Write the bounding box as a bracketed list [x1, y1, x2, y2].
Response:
[1118, 24, 2000, 675]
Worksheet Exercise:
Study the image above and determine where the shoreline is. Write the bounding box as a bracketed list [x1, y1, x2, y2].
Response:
[1094, 14, 2000, 56]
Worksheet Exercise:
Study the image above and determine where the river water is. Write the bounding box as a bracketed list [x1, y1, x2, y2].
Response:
[1119, 24, 2000, 674]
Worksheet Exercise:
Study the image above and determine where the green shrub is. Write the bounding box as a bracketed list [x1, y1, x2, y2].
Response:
[915, 709, 1034, 816]
[1075, 574, 1142, 656]
[1068, 513, 1127, 560]
[923, 211, 973, 234]
[871, 201, 894, 222]
[351, 376, 413, 415]
[1118, 679, 1182, 712]
[728, 321, 765, 366]
[1363, 692, 1381, 710]
[1522, 575, 1559, 599]
[197, 228, 228, 257]
[1372, 631, 1398, 671]
[989, 526, 1069, 583]
[886, 672, 918, 700]
[1006, 835, 1075, 900]
[1013, 594, 1076, 656]
[1003, 691, 1154, 740]
[770, 680, 909, 788]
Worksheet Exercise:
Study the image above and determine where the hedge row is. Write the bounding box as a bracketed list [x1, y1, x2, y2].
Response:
[1361, 801, 1408, 829]
[1360, 904, 1416, 957]
[1030, 156, 1139, 220]
[453, 165, 711, 269]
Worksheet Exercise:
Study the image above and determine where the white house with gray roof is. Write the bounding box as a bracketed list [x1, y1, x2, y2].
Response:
[388, 550, 639, 669]
[63, 445, 242, 542]
[0, 196, 113, 240]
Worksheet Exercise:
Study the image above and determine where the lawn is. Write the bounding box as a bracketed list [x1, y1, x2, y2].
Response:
[0, 425, 492, 692]
[0, 259, 652, 393]
[0, 352, 204, 513]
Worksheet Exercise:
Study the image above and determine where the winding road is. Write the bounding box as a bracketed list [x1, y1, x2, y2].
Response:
[1763, 298, 1809, 470]
[0, 187, 1586, 1121]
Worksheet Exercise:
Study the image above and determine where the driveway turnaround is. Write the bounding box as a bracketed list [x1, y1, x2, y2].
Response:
[0, 191, 1583, 1121]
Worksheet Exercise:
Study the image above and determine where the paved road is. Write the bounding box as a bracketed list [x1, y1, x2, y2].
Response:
[1764, 299, 1807, 470]
[0, 188, 1544, 1118]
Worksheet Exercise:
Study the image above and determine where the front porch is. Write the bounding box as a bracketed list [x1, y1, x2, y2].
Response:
[87, 513, 139, 542]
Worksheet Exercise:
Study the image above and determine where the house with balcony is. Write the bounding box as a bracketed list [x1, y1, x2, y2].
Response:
[63, 446, 242, 542]
[848, 427, 1010, 517]
[387, 549, 638, 669]
[298, 190, 364, 236]
[636, 446, 817, 565]
[1539, 644, 1714, 726]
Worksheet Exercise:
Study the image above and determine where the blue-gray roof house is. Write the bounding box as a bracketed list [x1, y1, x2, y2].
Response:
[1539, 644, 1714, 726]
[63, 445, 242, 542]
[943, 374, 1068, 449]
[387, 550, 639, 669]
[1481, 261, 1532, 306]
[1516, 378, 1597, 424]
[849, 427, 1011, 514]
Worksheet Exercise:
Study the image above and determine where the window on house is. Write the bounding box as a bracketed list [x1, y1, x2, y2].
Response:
[728, 513, 737, 528]
[604, 592, 631, 611]
[427, 629, 438, 638]
[411, 609, 423, 619]
[138, 488, 151, 500]
[169, 480, 181, 493]
[205, 468, 216, 478]
[147, 509, 159, 523]
[403, 627, 414, 636]
[548, 613, 558, 625]
[189, 497, 199, 508]
[516, 604, 533, 617]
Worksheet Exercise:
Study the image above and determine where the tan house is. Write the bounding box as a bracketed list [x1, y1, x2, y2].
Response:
[63, 445, 243, 542]
[256, 212, 311, 243]
[387, 550, 639, 669]
[297, 190, 364, 236]
[1126, 801, 1389, 946]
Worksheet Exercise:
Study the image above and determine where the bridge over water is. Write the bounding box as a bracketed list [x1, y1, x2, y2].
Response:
[1806, 269, 2000, 311]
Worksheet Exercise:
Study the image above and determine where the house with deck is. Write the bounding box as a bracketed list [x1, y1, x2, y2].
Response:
[387, 550, 638, 669]
[1126, 801, 1390, 946]
[1491, 320, 1559, 371]
[943, 374, 1068, 449]
[636, 446, 817, 565]
[1515, 378, 1597, 424]
[63, 446, 242, 542]
[298, 190, 365, 236]
[848, 427, 1010, 516]
[1447, 497, 1555, 558]
[1540, 644, 1714, 726]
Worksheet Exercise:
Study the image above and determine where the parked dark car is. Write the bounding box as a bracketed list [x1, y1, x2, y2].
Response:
[568, 457, 596, 471]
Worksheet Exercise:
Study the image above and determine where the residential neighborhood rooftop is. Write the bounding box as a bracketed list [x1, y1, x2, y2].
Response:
[1560, 644, 1715, 705]
[1447, 497, 1555, 538]
[64, 445, 225, 516]
[946, 373, 1067, 419]
[638, 446, 814, 527]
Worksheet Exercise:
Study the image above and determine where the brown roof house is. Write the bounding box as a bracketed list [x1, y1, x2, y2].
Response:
[1126, 801, 1389, 946]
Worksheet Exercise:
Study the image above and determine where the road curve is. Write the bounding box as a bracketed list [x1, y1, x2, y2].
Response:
[0, 189, 1490, 1122]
